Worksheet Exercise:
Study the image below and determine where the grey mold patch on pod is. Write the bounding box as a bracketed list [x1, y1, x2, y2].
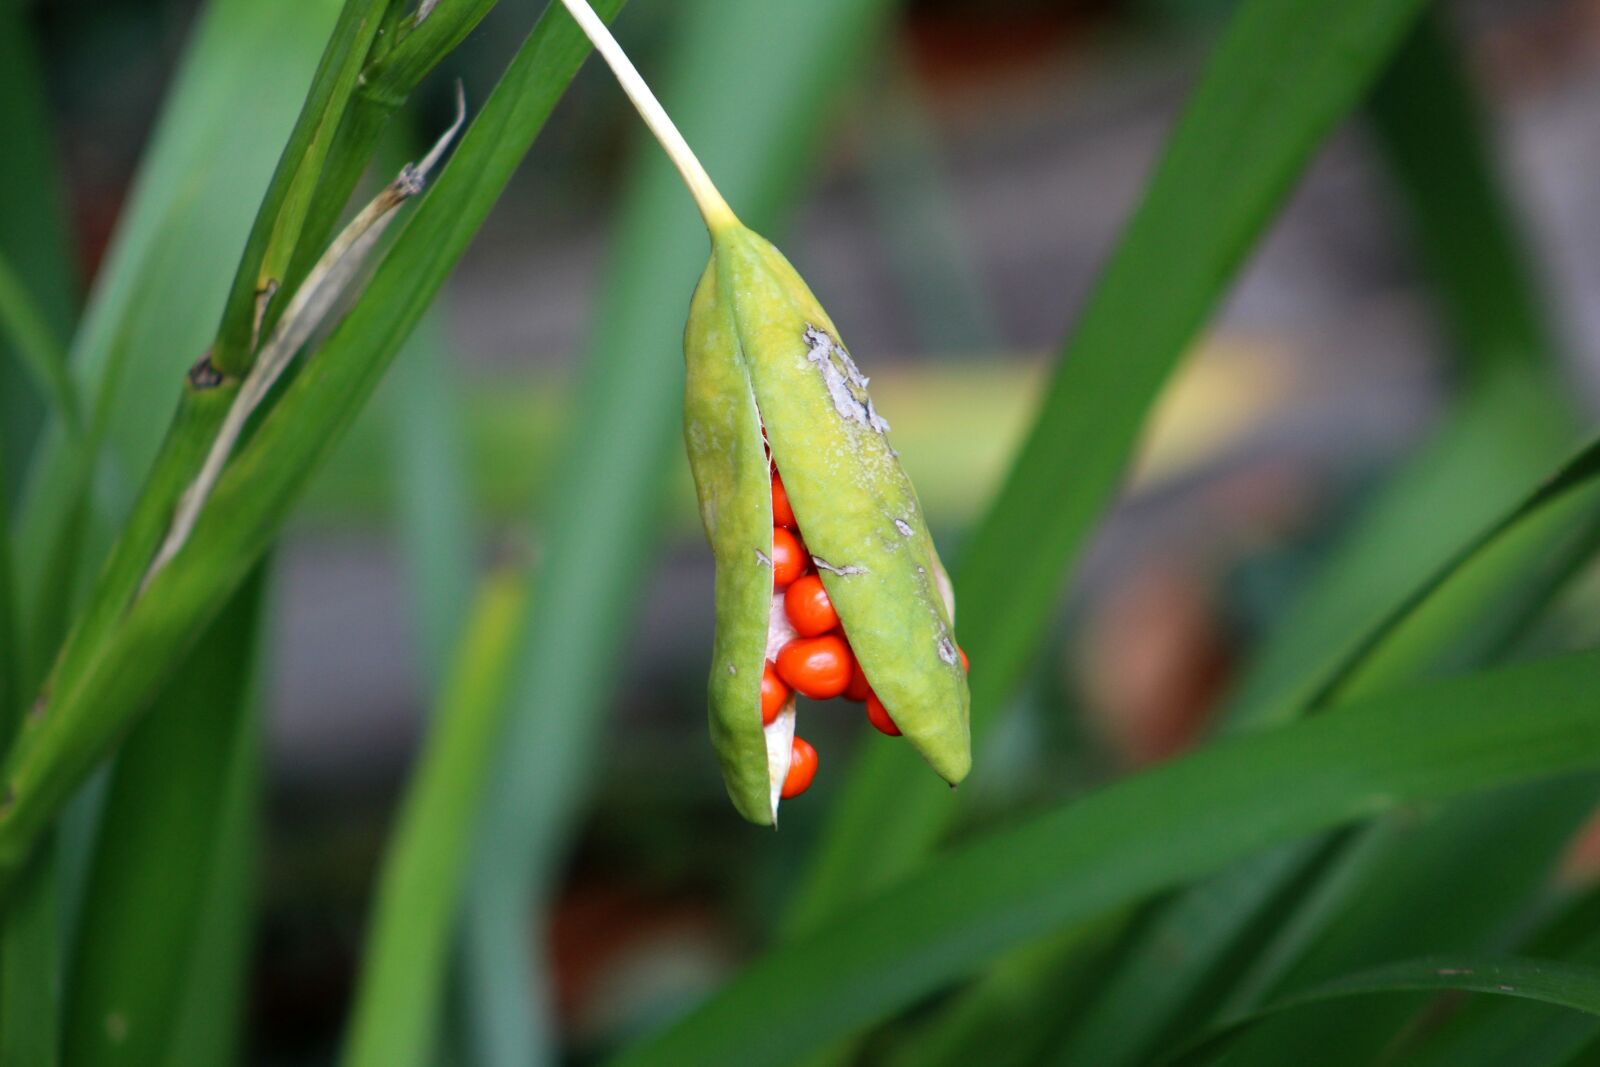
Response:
[894, 519, 914, 537]
[938, 637, 959, 665]
[813, 556, 867, 577]
[728, 662, 738, 675]
[803, 324, 891, 433]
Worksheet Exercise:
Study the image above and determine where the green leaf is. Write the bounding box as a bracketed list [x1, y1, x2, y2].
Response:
[15, 0, 343, 650]
[1198, 778, 1600, 1067]
[1011, 14, 1587, 1066]
[0, 476, 22, 746]
[63, 571, 266, 1067]
[0, 248, 78, 435]
[1365, 7, 1557, 384]
[0, 0, 618, 901]
[342, 572, 525, 1067]
[1042, 838, 1344, 1067]
[788, 0, 1433, 934]
[1161, 957, 1600, 1066]
[1320, 428, 1600, 706]
[1222, 0, 1579, 729]
[613, 651, 1600, 1067]
[0, 0, 77, 498]
[389, 317, 476, 686]
[1221, 378, 1574, 732]
[0, 849, 59, 1067]
[879, 920, 1127, 1067]
[211, 0, 395, 374]
[1394, 894, 1600, 1067]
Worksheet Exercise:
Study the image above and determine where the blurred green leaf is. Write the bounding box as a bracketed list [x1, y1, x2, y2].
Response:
[1203, 778, 1599, 1067]
[1040, 393, 1597, 1067]
[1366, 7, 1557, 384]
[1316, 427, 1600, 707]
[1164, 956, 1600, 1067]
[343, 571, 526, 1067]
[1395, 893, 1600, 1067]
[1007, 13, 1587, 1064]
[1223, 2, 1579, 732]
[0, 850, 59, 1067]
[63, 571, 265, 1067]
[0, 0, 77, 499]
[0, 480, 20, 746]
[0, 251, 78, 435]
[615, 651, 1600, 1066]
[389, 318, 477, 684]
[879, 920, 1126, 1067]
[789, 0, 1432, 935]
[1042, 838, 1343, 1067]
[461, 0, 900, 1060]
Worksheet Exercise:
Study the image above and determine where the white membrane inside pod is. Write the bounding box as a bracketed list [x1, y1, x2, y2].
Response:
[763, 590, 799, 823]
[934, 558, 956, 623]
[765, 701, 796, 824]
[765, 588, 796, 659]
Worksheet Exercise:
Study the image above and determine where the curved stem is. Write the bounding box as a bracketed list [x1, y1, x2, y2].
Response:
[556, 0, 737, 231]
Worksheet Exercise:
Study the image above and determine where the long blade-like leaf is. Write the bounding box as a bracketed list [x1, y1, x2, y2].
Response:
[63, 572, 266, 1067]
[788, 0, 1432, 934]
[1162, 957, 1600, 1066]
[1019, 12, 1586, 1065]
[0, 850, 58, 1067]
[15, 0, 342, 658]
[210, 0, 395, 373]
[1395, 895, 1600, 1067]
[0, 0, 619, 899]
[389, 317, 477, 685]
[342, 572, 525, 1067]
[0, 251, 78, 434]
[613, 651, 1600, 1066]
[1201, 778, 1599, 1067]
[0, 0, 77, 498]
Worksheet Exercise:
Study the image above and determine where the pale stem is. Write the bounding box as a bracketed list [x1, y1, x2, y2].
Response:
[555, 0, 737, 231]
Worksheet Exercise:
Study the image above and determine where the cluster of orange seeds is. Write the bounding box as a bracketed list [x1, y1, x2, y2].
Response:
[761, 465, 967, 800]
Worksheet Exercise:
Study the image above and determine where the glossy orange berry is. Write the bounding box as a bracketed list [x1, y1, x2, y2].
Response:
[843, 661, 872, 702]
[781, 737, 818, 798]
[771, 526, 807, 589]
[775, 634, 854, 700]
[760, 661, 789, 725]
[783, 574, 838, 637]
[865, 693, 901, 736]
[960, 645, 970, 672]
[772, 472, 797, 529]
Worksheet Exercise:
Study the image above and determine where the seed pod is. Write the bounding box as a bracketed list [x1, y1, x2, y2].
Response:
[684, 220, 971, 824]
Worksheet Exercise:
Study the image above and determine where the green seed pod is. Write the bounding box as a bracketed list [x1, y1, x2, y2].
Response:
[550, 0, 969, 823]
[685, 220, 971, 825]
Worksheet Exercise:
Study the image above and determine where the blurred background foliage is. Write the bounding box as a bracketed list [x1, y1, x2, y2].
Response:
[7, 0, 1600, 1064]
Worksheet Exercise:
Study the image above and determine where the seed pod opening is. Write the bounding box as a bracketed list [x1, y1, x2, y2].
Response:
[684, 221, 971, 825]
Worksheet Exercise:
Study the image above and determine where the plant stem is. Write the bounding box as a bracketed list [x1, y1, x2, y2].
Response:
[555, 0, 737, 231]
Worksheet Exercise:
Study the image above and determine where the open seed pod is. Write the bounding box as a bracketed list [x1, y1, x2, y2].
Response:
[684, 220, 972, 825]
